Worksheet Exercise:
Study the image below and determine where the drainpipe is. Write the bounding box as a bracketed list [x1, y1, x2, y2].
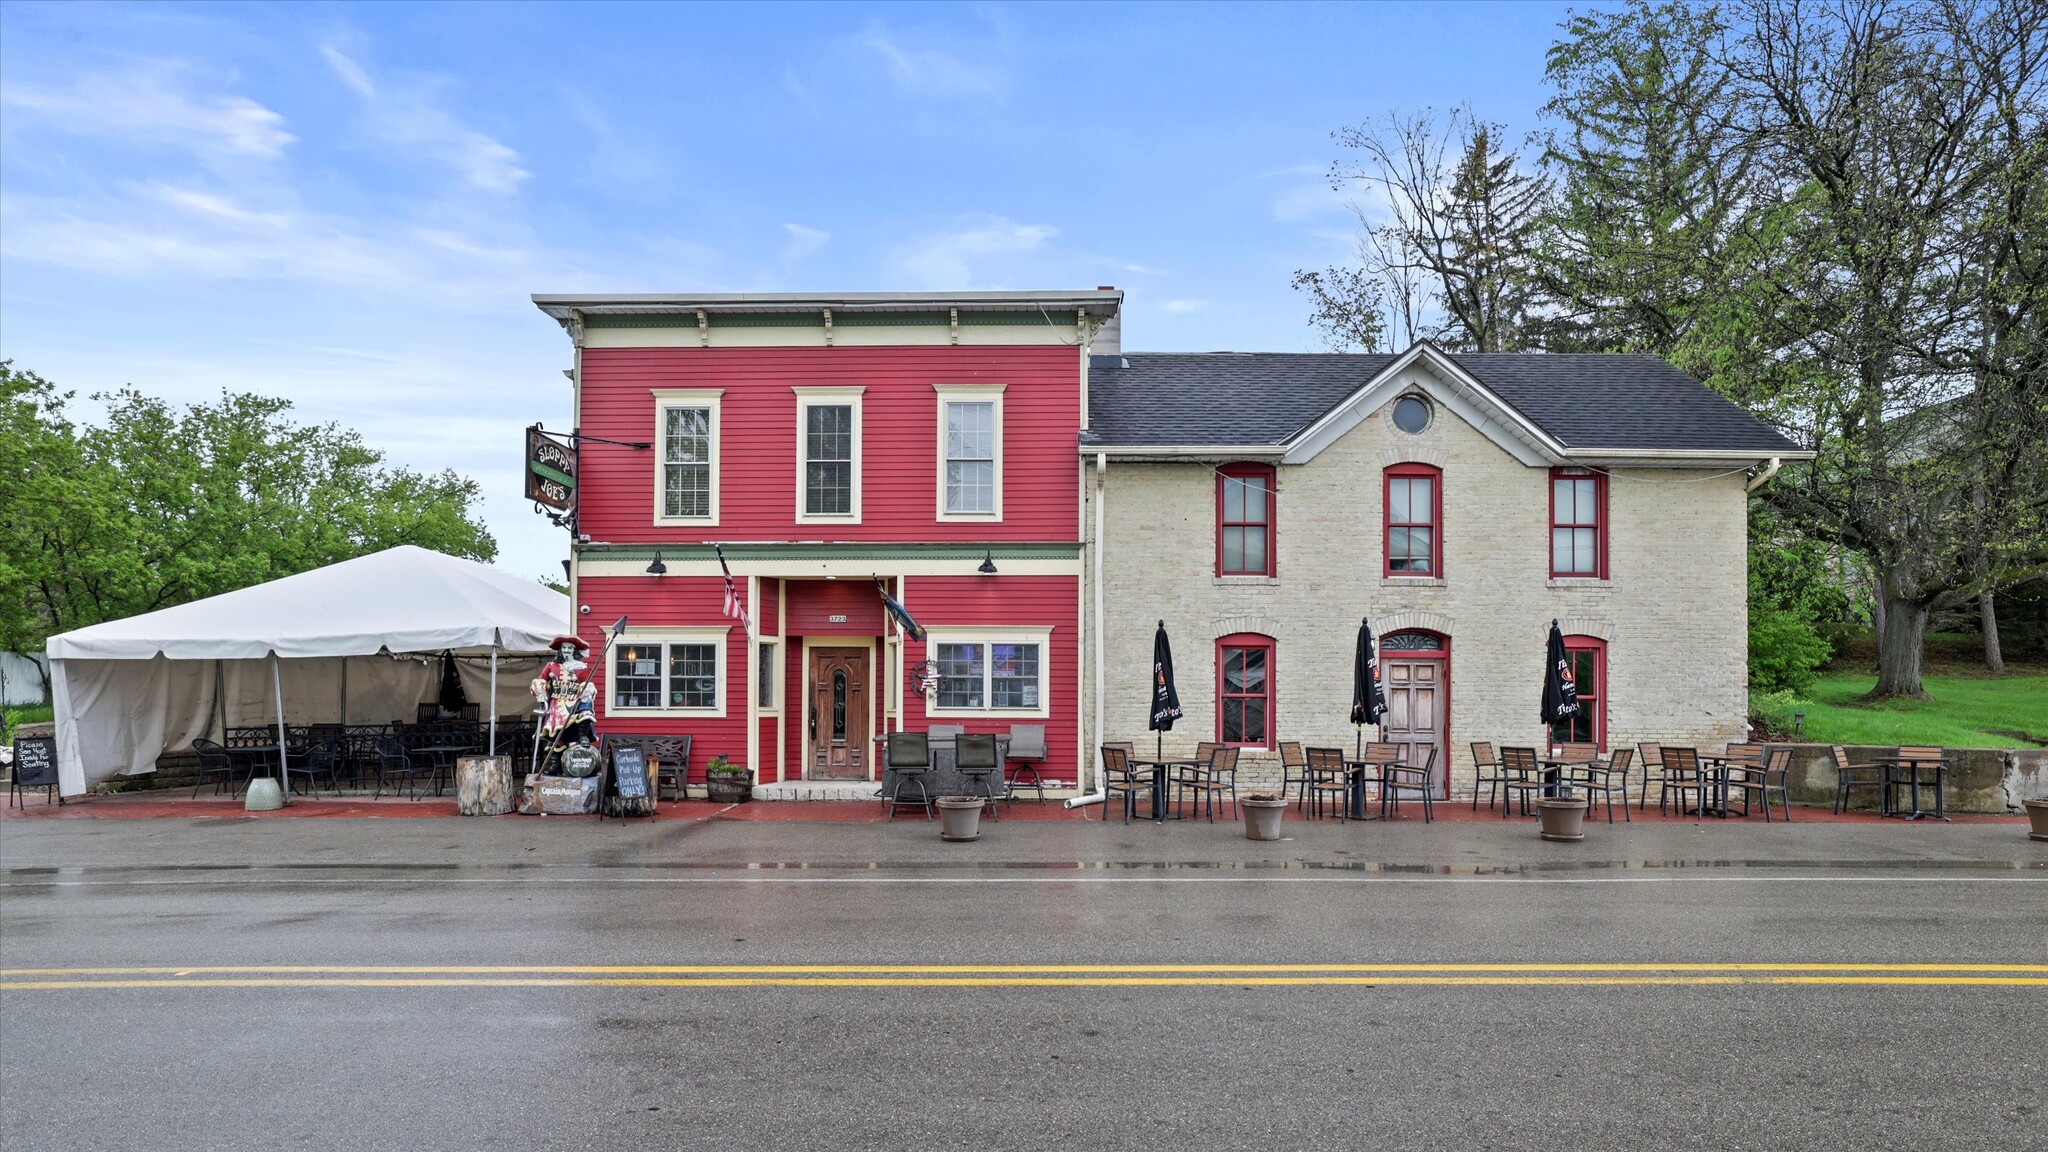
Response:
[1745, 456, 1782, 492]
[1067, 452, 1110, 809]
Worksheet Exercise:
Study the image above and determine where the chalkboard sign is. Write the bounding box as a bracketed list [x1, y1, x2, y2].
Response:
[610, 744, 649, 800]
[14, 737, 56, 786]
[10, 735, 60, 808]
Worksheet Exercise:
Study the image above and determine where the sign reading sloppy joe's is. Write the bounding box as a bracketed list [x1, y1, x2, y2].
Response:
[525, 425, 577, 511]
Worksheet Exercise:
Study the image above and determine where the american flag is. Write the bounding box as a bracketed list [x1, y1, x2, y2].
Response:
[716, 545, 751, 633]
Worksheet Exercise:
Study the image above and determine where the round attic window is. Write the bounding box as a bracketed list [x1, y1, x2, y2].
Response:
[1392, 395, 1432, 434]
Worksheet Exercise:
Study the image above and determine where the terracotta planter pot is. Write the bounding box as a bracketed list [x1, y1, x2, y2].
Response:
[1243, 795, 1287, 841]
[2025, 799, 2048, 842]
[937, 795, 984, 841]
[1537, 797, 1588, 842]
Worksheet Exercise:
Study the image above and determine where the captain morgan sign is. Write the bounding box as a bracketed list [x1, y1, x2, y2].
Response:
[526, 426, 577, 511]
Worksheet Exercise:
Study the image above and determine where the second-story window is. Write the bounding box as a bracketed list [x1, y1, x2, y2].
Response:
[945, 402, 995, 513]
[935, 384, 1004, 520]
[1384, 463, 1441, 576]
[1550, 469, 1608, 578]
[651, 390, 721, 524]
[1217, 464, 1275, 576]
[795, 387, 863, 521]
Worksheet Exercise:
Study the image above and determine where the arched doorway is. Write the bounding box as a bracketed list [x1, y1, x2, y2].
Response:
[1380, 630, 1448, 797]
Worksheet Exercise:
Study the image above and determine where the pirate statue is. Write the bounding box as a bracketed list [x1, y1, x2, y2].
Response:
[531, 635, 598, 775]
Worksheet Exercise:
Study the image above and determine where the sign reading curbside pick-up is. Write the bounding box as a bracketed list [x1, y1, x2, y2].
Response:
[525, 425, 577, 511]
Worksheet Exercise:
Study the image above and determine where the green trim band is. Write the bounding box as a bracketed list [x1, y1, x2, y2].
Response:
[576, 542, 1081, 562]
[529, 462, 575, 486]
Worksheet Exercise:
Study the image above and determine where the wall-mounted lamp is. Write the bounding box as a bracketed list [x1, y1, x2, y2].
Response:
[645, 553, 668, 576]
[978, 551, 998, 575]
[559, 559, 571, 580]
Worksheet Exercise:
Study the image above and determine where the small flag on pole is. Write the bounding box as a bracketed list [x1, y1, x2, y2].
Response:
[875, 577, 925, 641]
[715, 545, 752, 633]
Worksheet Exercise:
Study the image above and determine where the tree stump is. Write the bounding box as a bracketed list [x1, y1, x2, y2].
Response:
[457, 756, 515, 816]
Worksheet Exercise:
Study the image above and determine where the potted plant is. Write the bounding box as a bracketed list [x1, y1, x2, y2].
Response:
[936, 795, 985, 841]
[1243, 792, 1287, 841]
[1537, 795, 1588, 842]
[705, 756, 752, 804]
[2024, 797, 2048, 842]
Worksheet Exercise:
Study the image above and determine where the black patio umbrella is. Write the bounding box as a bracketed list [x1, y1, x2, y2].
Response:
[1148, 620, 1184, 761]
[437, 650, 469, 717]
[1350, 617, 1388, 759]
[1540, 619, 1581, 736]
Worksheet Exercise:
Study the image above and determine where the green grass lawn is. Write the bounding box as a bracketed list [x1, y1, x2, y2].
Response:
[1776, 671, 2048, 748]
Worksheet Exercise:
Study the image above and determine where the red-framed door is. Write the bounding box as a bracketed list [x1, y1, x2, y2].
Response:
[1379, 630, 1449, 798]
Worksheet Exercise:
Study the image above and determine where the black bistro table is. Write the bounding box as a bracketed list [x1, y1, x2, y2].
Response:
[876, 734, 1011, 806]
[1127, 755, 1199, 821]
[1880, 753, 1950, 821]
[1341, 757, 1394, 820]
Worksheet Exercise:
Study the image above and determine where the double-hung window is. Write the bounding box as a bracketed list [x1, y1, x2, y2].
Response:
[1216, 464, 1275, 576]
[795, 388, 863, 522]
[935, 385, 1004, 519]
[1384, 463, 1441, 576]
[1216, 634, 1275, 747]
[652, 390, 720, 524]
[610, 629, 728, 716]
[1547, 637, 1605, 748]
[1550, 469, 1608, 578]
[924, 629, 1051, 718]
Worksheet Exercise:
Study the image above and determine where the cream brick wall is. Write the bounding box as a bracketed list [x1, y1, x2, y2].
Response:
[1082, 379, 1750, 797]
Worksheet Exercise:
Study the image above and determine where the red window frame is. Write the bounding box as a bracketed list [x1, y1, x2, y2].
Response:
[1549, 468, 1608, 579]
[1215, 633, 1275, 748]
[1216, 464, 1276, 577]
[1383, 463, 1442, 577]
[1548, 636, 1605, 749]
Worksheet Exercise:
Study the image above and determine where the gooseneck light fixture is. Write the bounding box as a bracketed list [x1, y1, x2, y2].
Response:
[646, 553, 668, 576]
[978, 551, 998, 575]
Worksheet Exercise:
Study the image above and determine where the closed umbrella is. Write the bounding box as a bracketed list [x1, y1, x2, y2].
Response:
[1148, 620, 1183, 763]
[1350, 617, 1387, 759]
[1540, 619, 1581, 735]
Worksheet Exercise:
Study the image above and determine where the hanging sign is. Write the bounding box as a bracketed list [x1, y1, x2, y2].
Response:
[526, 425, 577, 511]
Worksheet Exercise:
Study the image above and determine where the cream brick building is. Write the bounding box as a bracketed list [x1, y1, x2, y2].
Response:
[1078, 341, 1810, 798]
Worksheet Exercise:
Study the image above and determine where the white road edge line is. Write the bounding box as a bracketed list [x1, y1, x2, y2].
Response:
[3, 874, 2046, 888]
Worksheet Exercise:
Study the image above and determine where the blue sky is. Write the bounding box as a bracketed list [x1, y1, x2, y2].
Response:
[1, 0, 1572, 580]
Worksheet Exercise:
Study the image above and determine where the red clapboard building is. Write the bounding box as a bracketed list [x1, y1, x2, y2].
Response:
[533, 291, 1122, 794]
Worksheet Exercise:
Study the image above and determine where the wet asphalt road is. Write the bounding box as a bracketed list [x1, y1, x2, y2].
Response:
[1, 815, 2043, 1151]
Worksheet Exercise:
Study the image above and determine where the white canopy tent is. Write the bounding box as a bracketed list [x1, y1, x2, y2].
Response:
[45, 546, 572, 797]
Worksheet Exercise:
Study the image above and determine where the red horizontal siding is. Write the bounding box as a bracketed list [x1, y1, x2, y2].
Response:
[901, 576, 1080, 788]
[578, 576, 748, 779]
[784, 578, 885, 636]
[577, 345, 1081, 543]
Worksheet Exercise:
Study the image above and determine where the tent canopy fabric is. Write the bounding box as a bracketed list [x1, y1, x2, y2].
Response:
[47, 546, 569, 661]
[47, 547, 571, 796]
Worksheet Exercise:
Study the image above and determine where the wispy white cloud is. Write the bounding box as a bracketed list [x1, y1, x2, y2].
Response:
[855, 26, 1005, 99]
[320, 43, 529, 194]
[1158, 298, 1208, 314]
[780, 222, 830, 265]
[891, 215, 1056, 288]
[0, 66, 294, 157]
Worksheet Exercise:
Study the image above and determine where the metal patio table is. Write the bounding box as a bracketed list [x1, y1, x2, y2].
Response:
[1697, 754, 1760, 818]
[1127, 756, 1196, 821]
[1340, 758, 1391, 820]
[1880, 754, 1950, 821]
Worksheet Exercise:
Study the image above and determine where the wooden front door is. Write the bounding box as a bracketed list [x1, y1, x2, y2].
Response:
[808, 647, 869, 780]
[1382, 656, 1446, 797]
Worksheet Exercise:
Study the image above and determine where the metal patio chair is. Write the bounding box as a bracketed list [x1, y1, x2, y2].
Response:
[882, 731, 934, 820]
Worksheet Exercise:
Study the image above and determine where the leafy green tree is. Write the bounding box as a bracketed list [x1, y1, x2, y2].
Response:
[1747, 505, 1850, 693]
[1, 363, 496, 693]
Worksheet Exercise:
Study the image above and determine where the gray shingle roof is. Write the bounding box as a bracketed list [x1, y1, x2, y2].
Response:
[1084, 350, 1803, 454]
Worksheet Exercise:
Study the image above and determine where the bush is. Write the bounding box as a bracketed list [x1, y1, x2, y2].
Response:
[1750, 604, 1833, 693]
[1748, 687, 1805, 735]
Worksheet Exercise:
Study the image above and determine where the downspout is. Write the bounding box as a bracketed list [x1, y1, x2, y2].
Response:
[1067, 452, 1110, 809]
[1745, 456, 1783, 492]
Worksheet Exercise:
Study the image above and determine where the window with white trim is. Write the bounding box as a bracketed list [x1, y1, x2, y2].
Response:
[652, 390, 720, 524]
[795, 388, 863, 522]
[923, 628, 1052, 718]
[935, 385, 1004, 519]
[609, 629, 728, 716]
[756, 641, 778, 711]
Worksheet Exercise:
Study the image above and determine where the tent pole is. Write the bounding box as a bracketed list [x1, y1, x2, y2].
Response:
[213, 660, 227, 743]
[489, 643, 499, 754]
[272, 652, 290, 803]
[340, 658, 349, 726]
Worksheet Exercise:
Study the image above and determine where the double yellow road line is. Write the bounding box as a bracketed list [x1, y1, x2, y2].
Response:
[4, 962, 2046, 990]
